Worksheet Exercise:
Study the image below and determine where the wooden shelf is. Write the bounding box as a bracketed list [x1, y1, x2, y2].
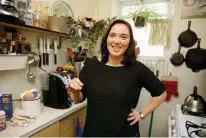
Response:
[0, 21, 69, 37]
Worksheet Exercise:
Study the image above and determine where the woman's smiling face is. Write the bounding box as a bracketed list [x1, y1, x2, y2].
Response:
[107, 23, 130, 58]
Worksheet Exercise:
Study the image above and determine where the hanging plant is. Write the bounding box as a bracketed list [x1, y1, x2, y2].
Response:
[128, 0, 161, 27]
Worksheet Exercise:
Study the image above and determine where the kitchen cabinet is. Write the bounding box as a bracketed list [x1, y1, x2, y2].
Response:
[59, 106, 86, 137]
[31, 106, 86, 137]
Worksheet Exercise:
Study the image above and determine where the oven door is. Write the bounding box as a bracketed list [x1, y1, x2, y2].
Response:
[0, 0, 14, 7]
[168, 110, 180, 137]
[168, 115, 173, 137]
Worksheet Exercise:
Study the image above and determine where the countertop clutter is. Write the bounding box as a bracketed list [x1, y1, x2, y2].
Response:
[0, 101, 87, 137]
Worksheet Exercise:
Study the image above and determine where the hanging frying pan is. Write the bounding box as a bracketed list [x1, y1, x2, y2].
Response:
[170, 45, 185, 66]
[178, 21, 198, 48]
[185, 38, 206, 72]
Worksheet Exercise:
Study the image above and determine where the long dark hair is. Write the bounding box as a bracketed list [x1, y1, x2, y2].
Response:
[100, 19, 136, 67]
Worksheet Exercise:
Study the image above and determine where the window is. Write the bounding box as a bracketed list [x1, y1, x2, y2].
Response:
[119, 0, 171, 57]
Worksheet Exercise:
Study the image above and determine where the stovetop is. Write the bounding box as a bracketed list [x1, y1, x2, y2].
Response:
[175, 104, 206, 137]
[186, 120, 206, 137]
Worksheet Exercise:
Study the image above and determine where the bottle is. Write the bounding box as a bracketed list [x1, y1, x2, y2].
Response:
[9, 41, 16, 55]
[77, 16, 82, 37]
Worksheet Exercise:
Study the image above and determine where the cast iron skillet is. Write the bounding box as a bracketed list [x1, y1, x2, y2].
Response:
[185, 38, 206, 72]
[178, 21, 198, 48]
[170, 45, 185, 66]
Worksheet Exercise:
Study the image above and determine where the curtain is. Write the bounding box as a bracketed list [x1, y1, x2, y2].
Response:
[148, 19, 171, 48]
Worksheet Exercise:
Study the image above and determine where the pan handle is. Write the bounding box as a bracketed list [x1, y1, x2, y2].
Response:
[197, 38, 201, 49]
[188, 21, 191, 30]
[177, 45, 181, 53]
[193, 86, 198, 101]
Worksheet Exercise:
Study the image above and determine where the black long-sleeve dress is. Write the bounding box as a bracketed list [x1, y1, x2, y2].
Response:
[79, 58, 165, 137]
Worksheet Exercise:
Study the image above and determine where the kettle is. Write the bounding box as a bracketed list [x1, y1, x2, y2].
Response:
[181, 86, 206, 115]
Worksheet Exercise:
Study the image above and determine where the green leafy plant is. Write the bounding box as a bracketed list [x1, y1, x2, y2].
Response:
[84, 18, 111, 49]
[67, 17, 112, 49]
[128, 0, 161, 27]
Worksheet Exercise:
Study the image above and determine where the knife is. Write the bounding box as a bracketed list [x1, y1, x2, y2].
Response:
[54, 40, 57, 65]
[39, 38, 43, 68]
[46, 38, 50, 65]
[43, 37, 46, 65]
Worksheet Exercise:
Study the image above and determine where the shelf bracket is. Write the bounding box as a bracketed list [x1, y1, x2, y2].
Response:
[59, 36, 71, 49]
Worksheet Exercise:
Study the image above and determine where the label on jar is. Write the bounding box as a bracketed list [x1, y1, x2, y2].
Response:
[0, 110, 6, 131]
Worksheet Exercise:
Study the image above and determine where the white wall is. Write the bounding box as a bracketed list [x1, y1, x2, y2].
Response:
[137, 0, 206, 137]
[32, 0, 111, 20]
[32, 0, 90, 20]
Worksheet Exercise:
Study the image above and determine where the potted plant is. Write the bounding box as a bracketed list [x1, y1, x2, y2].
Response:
[129, 0, 160, 27]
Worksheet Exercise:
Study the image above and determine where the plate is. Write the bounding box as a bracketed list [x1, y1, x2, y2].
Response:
[50, 0, 74, 17]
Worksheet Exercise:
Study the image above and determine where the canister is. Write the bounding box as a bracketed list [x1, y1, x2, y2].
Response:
[0, 110, 6, 131]
[20, 97, 41, 117]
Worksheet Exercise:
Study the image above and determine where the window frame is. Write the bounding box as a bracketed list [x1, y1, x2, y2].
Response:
[118, 0, 171, 59]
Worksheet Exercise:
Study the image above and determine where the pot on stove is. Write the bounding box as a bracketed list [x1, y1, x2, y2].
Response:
[181, 86, 206, 115]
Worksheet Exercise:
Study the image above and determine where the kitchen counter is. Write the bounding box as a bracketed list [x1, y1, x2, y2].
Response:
[0, 101, 87, 137]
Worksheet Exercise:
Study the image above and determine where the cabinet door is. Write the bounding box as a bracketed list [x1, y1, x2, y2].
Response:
[60, 128, 69, 137]
[80, 118, 86, 130]
[60, 126, 75, 137]
[59, 112, 76, 134]
[59, 106, 87, 134]
[66, 118, 85, 137]
[31, 129, 45, 137]
[78, 107, 87, 119]
[45, 121, 59, 137]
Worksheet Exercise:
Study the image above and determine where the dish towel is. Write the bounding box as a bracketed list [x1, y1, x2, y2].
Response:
[76, 118, 83, 137]
[7, 108, 36, 127]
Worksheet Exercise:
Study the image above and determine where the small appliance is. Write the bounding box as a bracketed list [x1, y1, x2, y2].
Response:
[41, 71, 72, 109]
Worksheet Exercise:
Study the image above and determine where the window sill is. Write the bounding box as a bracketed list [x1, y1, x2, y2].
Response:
[137, 55, 165, 61]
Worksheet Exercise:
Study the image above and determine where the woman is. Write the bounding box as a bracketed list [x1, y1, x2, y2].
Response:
[67, 19, 166, 137]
